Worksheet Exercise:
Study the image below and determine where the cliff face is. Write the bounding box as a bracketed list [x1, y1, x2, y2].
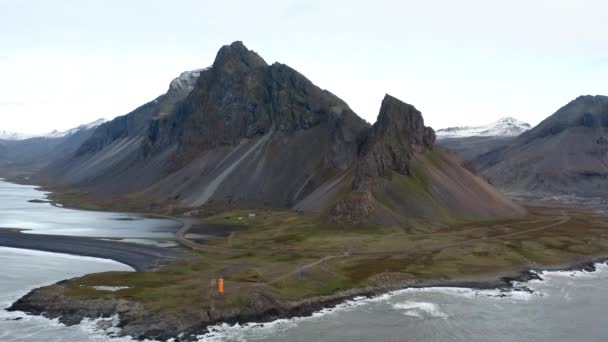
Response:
[354, 95, 435, 188]
[475, 95, 608, 197]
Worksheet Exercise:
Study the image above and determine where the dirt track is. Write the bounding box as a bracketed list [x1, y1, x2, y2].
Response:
[175, 211, 572, 284]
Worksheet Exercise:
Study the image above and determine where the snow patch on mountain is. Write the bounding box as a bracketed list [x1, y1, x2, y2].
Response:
[1, 119, 106, 141]
[45, 118, 107, 138]
[436, 117, 531, 138]
[0, 130, 35, 141]
[168, 68, 208, 94]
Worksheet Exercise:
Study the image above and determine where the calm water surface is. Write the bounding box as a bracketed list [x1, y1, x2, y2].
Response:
[0, 179, 178, 238]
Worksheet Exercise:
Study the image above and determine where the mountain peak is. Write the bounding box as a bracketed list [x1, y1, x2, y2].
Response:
[523, 94, 608, 140]
[168, 68, 207, 94]
[212, 41, 268, 71]
[375, 94, 435, 148]
[353, 95, 435, 188]
[573, 94, 608, 102]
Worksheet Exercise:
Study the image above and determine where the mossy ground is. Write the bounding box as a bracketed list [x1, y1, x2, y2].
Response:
[45, 205, 608, 318]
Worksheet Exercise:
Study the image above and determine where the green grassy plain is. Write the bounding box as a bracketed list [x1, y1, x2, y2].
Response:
[47, 205, 608, 318]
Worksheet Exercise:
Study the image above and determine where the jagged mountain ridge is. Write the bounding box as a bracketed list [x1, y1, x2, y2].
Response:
[39, 41, 523, 224]
[475, 95, 608, 197]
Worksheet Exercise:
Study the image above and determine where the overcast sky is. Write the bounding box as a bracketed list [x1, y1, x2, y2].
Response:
[1, 0, 607, 134]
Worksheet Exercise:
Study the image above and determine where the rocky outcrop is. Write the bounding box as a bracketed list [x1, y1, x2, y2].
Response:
[325, 95, 523, 224]
[353, 95, 435, 188]
[326, 191, 376, 224]
[328, 95, 436, 224]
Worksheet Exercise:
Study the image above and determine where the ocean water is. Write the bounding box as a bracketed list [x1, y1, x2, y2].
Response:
[201, 265, 608, 342]
[0, 247, 138, 342]
[0, 179, 179, 238]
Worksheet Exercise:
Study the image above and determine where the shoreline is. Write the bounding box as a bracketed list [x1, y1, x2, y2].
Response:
[7, 254, 608, 341]
[4, 176, 608, 340]
[0, 229, 193, 272]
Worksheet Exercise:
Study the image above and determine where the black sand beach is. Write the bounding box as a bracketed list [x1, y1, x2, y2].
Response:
[0, 229, 192, 271]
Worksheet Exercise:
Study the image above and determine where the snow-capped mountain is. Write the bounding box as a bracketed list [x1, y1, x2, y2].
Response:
[168, 68, 207, 94]
[45, 118, 107, 138]
[0, 130, 35, 141]
[1, 119, 106, 141]
[436, 117, 531, 138]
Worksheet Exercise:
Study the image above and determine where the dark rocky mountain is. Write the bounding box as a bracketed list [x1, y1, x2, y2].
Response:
[43, 42, 369, 207]
[475, 95, 608, 197]
[39, 42, 523, 224]
[298, 95, 524, 224]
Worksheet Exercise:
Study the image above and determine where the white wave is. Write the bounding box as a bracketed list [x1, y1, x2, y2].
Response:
[392, 301, 448, 319]
[79, 314, 160, 341]
[196, 285, 539, 340]
[197, 293, 398, 341]
[175, 261, 608, 341]
[389, 285, 539, 302]
[402, 310, 423, 318]
[538, 263, 608, 280]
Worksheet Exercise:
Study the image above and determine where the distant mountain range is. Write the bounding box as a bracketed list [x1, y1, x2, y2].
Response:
[20, 41, 523, 224]
[0, 119, 106, 170]
[44, 119, 107, 139]
[437, 96, 608, 199]
[475, 95, 608, 197]
[0, 130, 32, 141]
[436, 117, 530, 161]
[436, 117, 531, 138]
[0, 119, 106, 141]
